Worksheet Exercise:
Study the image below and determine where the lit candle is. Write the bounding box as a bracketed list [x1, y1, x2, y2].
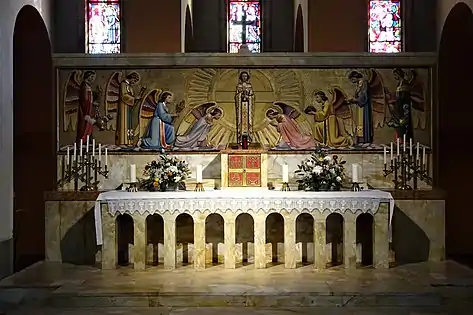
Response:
[86, 135, 90, 152]
[73, 143, 77, 162]
[196, 164, 203, 183]
[92, 139, 95, 157]
[352, 163, 359, 183]
[396, 138, 400, 156]
[416, 142, 420, 160]
[130, 164, 136, 182]
[390, 142, 393, 161]
[105, 148, 108, 166]
[98, 143, 102, 162]
[79, 139, 83, 157]
[282, 164, 289, 183]
[383, 146, 387, 165]
[422, 147, 426, 165]
[66, 146, 70, 165]
[409, 138, 413, 156]
[403, 134, 406, 152]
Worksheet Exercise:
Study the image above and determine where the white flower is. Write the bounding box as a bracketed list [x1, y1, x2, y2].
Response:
[336, 176, 342, 182]
[313, 165, 323, 174]
[324, 156, 332, 161]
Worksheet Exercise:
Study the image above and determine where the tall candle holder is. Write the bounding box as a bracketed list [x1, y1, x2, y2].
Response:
[383, 141, 432, 190]
[57, 145, 109, 191]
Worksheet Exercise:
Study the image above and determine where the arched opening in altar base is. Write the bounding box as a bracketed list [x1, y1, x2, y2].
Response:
[111, 210, 377, 269]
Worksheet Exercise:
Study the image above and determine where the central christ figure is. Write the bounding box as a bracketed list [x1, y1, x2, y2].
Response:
[234, 71, 255, 144]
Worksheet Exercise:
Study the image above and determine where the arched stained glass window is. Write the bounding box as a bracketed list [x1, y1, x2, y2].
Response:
[369, 0, 402, 53]
[86, 0, 121, 54]
[228, 0, 261, 53]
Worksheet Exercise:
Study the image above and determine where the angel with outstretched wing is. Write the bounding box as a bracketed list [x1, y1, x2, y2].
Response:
[63, 70, 102, 143]
[305, 88, 354, 148]
[265, 102, 316, 150]
[174, 102, 223, 150]
[347, 69, 389, 144]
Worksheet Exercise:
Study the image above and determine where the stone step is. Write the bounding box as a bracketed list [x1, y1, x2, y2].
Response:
[42, 291, 447, 308]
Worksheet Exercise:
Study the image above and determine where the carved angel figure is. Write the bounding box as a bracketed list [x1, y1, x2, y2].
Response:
[105, 71, 145, 145]
[305, 88, 354, 147]
[63, 70, 110, 143]
[265, 102, 316, 150]
[347, 69, 389, 144]
[135, 90, 178, 150]
[174, 102, 223, 150]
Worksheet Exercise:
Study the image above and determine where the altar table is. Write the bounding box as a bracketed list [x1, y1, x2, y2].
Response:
[94, 189, 394, 270]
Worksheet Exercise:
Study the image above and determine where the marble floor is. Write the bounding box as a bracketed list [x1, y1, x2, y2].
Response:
[1, 261, 473, 314]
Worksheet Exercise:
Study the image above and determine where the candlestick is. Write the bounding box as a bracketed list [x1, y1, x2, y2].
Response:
[130, 164, 136, 182]
[66, 146, 70, 166]
[196, 164, 203, 183]
[422, 147, 426, 165]
[92, 139, 95, 156]
[383, 146, 387, 165]
[98, 143, 102, 162]
[352, 163, 359, 183]
[390, 142, 393, 161]
[409, 138, 413, 156]
[80, 139, 83, 157]
[282, 164, 289, 183]
[416, 142, 420, 160]
[105, 148, 108, 166]
[403, 134, 406, 152]
[86, 135, 89, 152]
[397, 138, 400, 156]
[73, 143, 77, 162]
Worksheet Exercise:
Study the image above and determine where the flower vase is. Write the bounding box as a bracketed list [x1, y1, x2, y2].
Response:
[165, 182, 179, 192]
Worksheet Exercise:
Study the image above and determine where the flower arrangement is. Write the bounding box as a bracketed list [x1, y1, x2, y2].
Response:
[295, 149, 346, 191]
[140, 154, 191, 191]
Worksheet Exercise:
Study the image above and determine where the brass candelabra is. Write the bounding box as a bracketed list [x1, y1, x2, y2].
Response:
[383, 149, 432, 190]
[57, 150, 109, 191]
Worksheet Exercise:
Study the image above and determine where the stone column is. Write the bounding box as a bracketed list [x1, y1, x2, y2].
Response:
[284, 213, 297, 269]
[193, 214, 206, 269]
[373, 203, 390, 268]
[163, 214, 176, 269]
[133, 215, 146, 270]
[101, 204, 117, 269]
[254, 214, 266, 269]
[343, 213, 357, 269]
[224, 213, 237, 269]
[313, 215, 327, 270]
[220, 153, 228, 187]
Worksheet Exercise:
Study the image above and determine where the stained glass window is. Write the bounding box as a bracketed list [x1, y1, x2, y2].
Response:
[86, 0, 121, 54]
[369, 0, 402, 53]
[228, 1, 261, 53]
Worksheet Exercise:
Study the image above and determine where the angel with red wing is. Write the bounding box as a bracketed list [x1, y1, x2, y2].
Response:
[174, 102, 223, 150]
[305, 88, 354, 148]
[347, 69, 388, 144]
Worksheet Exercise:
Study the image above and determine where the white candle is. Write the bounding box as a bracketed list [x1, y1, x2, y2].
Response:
[403, 134, 406, 152]
[390, 142, 393, 161]
[130, 164, 136, 182]
[105, 148, 108, 166]
[282, 164, 289, 183]
[422, 147, 426, 165]
[409, 138, 413, 156]
[86, 135, 90, 152]
[352, 163, 359, 183]
[79, 139, 83, 156]
[416, 142, 420, 160]
[92, 139, 95, 156]
[383, 146, 387, 165]
[66, 146, 70, 165]
[196, 164, 203, 183]
[73, 143, 77, 162]
[98, 143, 102, 162]
[396, 138, 400, 156]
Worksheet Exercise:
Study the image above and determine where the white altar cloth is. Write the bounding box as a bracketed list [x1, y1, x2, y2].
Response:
[94, 189, 394, 245]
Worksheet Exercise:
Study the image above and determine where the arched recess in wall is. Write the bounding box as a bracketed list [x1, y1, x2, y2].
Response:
[294, 4, 304, 52]
[185, 4, 194, 52]
[13, 5, 55, 271]
[438, 2, 473, 258]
